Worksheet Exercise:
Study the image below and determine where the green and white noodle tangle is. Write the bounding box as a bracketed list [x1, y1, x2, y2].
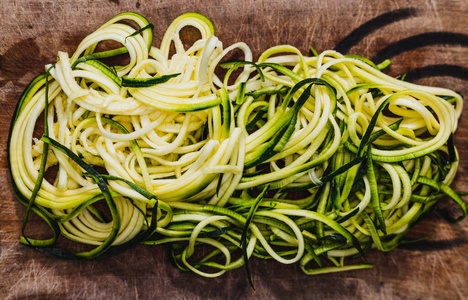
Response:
[8, 12, 466, 278]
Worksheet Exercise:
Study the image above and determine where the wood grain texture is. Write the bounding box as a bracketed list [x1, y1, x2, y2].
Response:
[1, 0, 467, 299]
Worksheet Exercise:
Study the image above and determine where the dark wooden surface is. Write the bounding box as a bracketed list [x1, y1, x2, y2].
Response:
[1, 0, 468, 299]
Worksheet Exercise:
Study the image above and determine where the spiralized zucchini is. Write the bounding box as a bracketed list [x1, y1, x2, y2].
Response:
[8, 12, 466, 278]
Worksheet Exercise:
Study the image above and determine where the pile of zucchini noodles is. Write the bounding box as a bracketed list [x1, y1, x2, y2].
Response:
[8, 12, 467, 278]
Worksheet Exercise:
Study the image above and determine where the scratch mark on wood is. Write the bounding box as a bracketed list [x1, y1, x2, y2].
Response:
[428, 0, 443, 30]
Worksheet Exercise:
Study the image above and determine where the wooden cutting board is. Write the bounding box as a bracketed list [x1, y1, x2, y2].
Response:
[1, 0, 467, 299]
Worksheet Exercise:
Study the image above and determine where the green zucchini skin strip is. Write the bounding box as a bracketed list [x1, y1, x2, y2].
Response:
[16, 69, 58, 247]
[241, 185, 269, 289]
[75, 59, 122, 87]
[71, 47, 129, 70]
[122, 73, 181, 87]
[357, 95, 393, 157]
[220, 60, 265, 85]
[8, 75, 58, 245]
[41, 136, 121, 259]
[416, 176, 467, 222]
[285, 156, 366, 191]
[366, 147, 387, 235]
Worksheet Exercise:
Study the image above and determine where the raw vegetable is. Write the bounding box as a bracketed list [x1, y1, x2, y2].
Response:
[8, 12, 466, 281]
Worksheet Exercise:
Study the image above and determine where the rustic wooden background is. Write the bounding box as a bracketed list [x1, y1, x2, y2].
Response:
[1, 0, 467, 299]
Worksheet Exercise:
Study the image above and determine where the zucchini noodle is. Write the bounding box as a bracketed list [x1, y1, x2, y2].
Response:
[8, 12, 466, 279]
